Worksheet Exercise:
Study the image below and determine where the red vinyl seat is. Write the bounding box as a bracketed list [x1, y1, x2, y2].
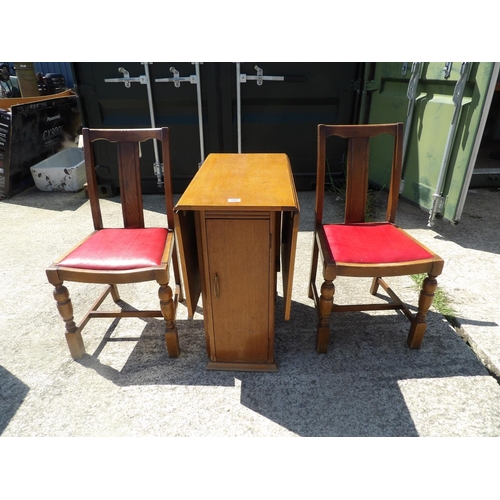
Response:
[58, 228, 168, 270]
[322, 223, 434, 264]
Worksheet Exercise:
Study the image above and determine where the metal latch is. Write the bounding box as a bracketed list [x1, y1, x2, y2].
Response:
[104, 67, 148, 87]
[239, 65, 306, 85]
[155, 66, 199, 87]
[240, 65, 281, 85]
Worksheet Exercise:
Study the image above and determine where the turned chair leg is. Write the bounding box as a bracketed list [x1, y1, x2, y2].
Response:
[159, 283, 180, 358]
[407, 274, 438, 348]
[316, 279, 335, 353]
[53, 282, 85, 359]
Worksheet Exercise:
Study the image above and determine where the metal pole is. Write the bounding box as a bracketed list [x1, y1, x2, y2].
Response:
[236, 62, 242, 153]
[142, 62, 162, 186]
[194, 62, 205, 165]
[400, 62, 422, 193]
[428, 62, 471, 226]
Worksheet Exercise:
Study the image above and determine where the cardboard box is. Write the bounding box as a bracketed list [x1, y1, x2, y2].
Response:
[0, 90, 81, 198]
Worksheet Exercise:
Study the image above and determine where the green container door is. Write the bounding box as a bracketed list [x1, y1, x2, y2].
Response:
[366, 62, 500, 224]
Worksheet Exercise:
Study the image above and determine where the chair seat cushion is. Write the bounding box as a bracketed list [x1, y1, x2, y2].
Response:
[58, 228, 168, 270]
[323, 222, 434, 264]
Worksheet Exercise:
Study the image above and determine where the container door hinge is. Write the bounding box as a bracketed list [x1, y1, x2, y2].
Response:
[364, 80, 379, 92]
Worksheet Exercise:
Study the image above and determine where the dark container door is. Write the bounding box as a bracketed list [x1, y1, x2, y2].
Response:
[72, 62, 360, 193]
[73, 62, 206, 194]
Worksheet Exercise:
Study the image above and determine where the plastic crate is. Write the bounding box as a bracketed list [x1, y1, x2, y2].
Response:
[30, 147, 86, 192]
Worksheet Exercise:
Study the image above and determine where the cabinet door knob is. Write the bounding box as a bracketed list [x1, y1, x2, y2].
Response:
[214, 273, 220, 300]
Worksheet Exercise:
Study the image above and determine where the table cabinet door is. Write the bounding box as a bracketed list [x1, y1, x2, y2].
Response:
[205, 217, 272, 364]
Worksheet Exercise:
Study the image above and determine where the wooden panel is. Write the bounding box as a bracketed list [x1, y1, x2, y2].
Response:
[281, 209, 299, 320]
[117, 141, 144, 228]
[175, 153, 299, 212]
[205, 218, 271, 364]
[174, 210, 200, 318]
[345, 136, 369, 223]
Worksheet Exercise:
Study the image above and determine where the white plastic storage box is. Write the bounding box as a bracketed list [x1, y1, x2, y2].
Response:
[30, 147, 86, 192]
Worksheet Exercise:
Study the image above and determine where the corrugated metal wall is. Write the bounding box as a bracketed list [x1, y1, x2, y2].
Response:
[34, 62, 74, 88]
[3, 62, 74, 88]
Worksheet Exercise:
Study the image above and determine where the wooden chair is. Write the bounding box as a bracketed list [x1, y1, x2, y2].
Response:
[46, 128, 182, 360]
[309, 123, 444, 353]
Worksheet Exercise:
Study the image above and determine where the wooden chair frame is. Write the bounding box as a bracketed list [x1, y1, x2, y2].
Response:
[46, 127, 183, 360]
[309, 123, 444, 353]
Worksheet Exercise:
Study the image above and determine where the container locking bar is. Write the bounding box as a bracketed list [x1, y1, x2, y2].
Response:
[400, 62, 423, 193]
[428, 62, 472, 227]
[104, 67, 148, 87]
[104, 64, 163, 187]
[235, 63, 306, 153]
[155, 63, 205, 166]
[239, 65, 306, 85]
[155, 66, 199, 87]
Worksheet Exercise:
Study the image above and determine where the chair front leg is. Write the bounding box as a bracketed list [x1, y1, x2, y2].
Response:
[407, 274, 438, 348]
[159, 283, 180, 358]
[316, 279, 335, 353]
[53, 282, 85, 359]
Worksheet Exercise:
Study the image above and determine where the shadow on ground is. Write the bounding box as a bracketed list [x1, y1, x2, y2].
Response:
[73, 296, 488, 436]
[0, 367, 30, 434]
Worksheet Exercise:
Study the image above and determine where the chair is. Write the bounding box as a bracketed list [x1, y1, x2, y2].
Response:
[46, 127, 182, 360]
[309, 123, 444, 353]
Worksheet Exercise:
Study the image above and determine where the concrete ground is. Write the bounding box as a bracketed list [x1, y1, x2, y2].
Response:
[1, 185, 500, 438]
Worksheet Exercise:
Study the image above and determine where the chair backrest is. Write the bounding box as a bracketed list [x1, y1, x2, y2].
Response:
[82, 127, 174, 231]
[315, 123, 403, 225]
